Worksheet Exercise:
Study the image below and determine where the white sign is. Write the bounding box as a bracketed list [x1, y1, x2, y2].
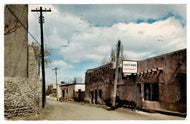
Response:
[122, 61, 137, 73]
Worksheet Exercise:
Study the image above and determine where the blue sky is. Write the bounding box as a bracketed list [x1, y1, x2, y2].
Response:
[28, 4, 186, 85]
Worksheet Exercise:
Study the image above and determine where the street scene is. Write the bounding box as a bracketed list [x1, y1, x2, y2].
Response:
[4, 3, 187, 121]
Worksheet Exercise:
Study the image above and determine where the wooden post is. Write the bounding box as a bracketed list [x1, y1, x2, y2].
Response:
[112, 40, 120, 108]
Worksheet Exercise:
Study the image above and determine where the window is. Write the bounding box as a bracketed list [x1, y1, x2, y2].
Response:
[144, 83, 159, 101]
[99, 89, 102, 98]
[152, 83, 159, 101]
[144, 83, 150, 100]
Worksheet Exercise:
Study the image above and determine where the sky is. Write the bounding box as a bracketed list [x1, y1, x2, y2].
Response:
[28, 4, 187, 85]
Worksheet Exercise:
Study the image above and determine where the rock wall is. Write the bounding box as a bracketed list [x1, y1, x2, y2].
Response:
[4, 46, 42, 119]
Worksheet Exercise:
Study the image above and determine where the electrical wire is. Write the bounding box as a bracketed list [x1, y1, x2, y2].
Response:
[6, 5, 41, 46]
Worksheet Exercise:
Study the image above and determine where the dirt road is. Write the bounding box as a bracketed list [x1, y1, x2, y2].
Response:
[31, 98, 185, 120]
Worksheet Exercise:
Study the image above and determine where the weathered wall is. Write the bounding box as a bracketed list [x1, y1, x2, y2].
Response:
[85, 63, 113, 105]
[60, 84, 85, 101]
[84, 49, 186, 113]
[4, 47, 42, 118]
[4, 5, 28, 78]
[137, 49, 186, 113]
[117, 77, 136, 103]
[4, 5, 42, 119]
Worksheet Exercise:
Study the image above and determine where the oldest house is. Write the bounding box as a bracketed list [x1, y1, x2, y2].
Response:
[85, 49, 186, 113]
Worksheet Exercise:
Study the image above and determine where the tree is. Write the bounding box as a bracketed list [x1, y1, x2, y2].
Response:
[46, 87, 52, 96]
[110, 48, 115, 62]
[119, 44, 125, 64]
[28, 42, 52, 65]
[28, 42, 52, 75]
[73, 77, 77, 84]
[101, 41, 126, 65]
[110, 42, 125, 64]
[101, 56, 109, 65]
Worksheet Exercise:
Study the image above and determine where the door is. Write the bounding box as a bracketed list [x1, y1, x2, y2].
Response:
[62, 90, 65, 98]
[90, 91, 94, 104]
[95, 90, 98, 104]
[78, 89, 81, 102]
[136, 84, 142, 108]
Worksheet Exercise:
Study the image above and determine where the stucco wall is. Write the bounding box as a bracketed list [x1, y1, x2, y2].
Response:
[4, 4, 28, 78]
[137, 49, 186, 113]
[84, 49, 186, 113]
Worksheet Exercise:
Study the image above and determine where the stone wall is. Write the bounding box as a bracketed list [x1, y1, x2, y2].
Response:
[4, 46, 42, 119]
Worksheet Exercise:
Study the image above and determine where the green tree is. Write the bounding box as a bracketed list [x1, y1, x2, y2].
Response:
[46, 87, 52, 96]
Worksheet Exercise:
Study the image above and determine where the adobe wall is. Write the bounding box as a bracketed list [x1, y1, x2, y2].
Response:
[137, 49, 186, 113]
[85, 63, 114, 105]
[116, 76, 136, 105]
[4, 5, 28, 78]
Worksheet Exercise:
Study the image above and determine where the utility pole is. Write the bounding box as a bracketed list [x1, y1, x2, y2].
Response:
[31, 7, 51, 108]
[112, 40, 121, 108]
[52, 67, 60, 101]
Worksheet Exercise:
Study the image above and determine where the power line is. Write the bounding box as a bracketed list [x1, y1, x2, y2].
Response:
[6, 5, 41, 46]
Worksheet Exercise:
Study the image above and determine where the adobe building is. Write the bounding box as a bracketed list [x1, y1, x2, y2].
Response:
[59, 83, 85, 102]
[84, 49, 186, 114]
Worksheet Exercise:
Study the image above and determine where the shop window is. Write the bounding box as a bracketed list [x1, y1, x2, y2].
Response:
[99, 89, 102, 98]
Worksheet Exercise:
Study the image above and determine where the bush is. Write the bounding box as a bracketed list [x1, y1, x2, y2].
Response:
[46, 87, 52, 96]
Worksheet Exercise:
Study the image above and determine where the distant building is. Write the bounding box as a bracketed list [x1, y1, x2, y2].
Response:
[59, 83, 85, 102]
[85, 49, 186, 114]
[47, 84, 61, 97]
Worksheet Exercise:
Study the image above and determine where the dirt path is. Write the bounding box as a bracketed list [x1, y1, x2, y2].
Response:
[35, 99, 185, 120]
[10, 98, 185, 120]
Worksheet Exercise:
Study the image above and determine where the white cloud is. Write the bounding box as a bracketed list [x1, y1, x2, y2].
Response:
[28, 4, 187, 83]
[55, 16, 186, 63]
[51, 60, 73, 69]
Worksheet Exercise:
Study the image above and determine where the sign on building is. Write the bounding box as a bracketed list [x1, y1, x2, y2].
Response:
[122, 60, 137, 74]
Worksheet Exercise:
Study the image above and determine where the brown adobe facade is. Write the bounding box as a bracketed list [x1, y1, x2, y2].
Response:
[84, 48, 186, 114]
